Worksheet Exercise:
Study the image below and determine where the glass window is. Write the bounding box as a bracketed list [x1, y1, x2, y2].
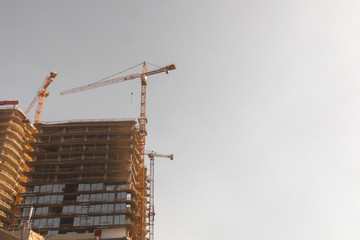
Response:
[47, 218, 54, 227]
[44, 195, 51, 203]
[87, 216, 93, 226]
[82, 206, 88, 214]
[84, 184, 90, 191]
[52, 185, 59, 193]
[115, 204, 121, 212]
[107, 215, 113, 225]
[67, 205, 75, 214]
[78, 194, 89, 202]
[91, 184, 97, 191]
[89, 205, 95, 213]
[75, 206, 81, 214]
[33, 219, 39, 228]
[90, 194, 96, 201]
[94, 216, 100, 225]
[39, 219, 46, 228]
[50, 195, 57, 203]
[34, 186, 40, 192]
[100, 216, 107, 225]
[48, 231, 59, 235]
[40, 185, 46, 192]
[54, 218, 60, 228]
[117, 192, 126, 200]
[57, 195, 64, 203]
[108, 193, 115, 201]
[73, 217, 80, 227]
[80, 217, 87, 226]
[96, 193, 102, 201]
[108, 204, 114, 213]
[59, 184, 65, 192]
[63, 206, 69, 214]
[46, 185, 52, 192]
[78, 184, 84, 191]
[22, 208, 31, 217]
[102, 204, 108, 213]
[114, 215, 120, 225]
[20, 220, 27, 228]
[103, 193, 109, 201]
[120, 215, 125, 224]
[95, 204, 101, 213]
[36, 207, 48, 215]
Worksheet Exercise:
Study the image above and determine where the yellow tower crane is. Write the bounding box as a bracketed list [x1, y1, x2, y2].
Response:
[60, 62, 176, 240]
[25, 71, 57, 123]
[145, 151, 173, 240]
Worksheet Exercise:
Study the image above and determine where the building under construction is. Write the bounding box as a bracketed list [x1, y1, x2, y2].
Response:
[0, 106, 36, 229]
[0, 62, 175, 240]
[12, 119, 147, 239]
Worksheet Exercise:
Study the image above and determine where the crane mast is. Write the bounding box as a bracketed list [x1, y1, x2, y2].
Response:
[137, 62, 148, 240]
[146, 151, 174, 240]
[25, 71, 57, 123]
[60, 62, 176, 240]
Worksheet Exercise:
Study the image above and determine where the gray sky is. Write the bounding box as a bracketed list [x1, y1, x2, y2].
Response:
[2, 0, 360, 239]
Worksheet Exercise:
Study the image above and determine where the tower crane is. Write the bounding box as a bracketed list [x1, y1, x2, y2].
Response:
[25, 71, 57, 123]
[60, 62, 176, 240]
[145, 151, 173, 240]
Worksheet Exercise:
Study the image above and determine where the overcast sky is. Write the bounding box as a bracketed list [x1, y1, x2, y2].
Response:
[2, 1, 360, 239]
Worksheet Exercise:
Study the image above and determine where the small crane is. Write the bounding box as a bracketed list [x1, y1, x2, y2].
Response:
[60, 62, 176, 240]
[146, 151, 174, 240]
[25, 71, 57, 123]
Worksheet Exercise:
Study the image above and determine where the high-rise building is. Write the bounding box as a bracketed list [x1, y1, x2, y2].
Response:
[0, 106, 36, 229]
[14, 119, 146, 240]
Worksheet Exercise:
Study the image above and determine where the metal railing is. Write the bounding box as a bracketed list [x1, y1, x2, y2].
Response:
[0, 179, 17, 194]
[1, 153, 22, 169]
[3, 144, 21, 158]
[41, 118, 136, 125]
[0, 199, 11, 209]
[0, 190, 13, 201]
[6, 129, 23, 143]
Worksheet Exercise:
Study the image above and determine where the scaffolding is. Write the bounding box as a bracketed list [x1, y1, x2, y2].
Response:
[14, 120, 146, 239]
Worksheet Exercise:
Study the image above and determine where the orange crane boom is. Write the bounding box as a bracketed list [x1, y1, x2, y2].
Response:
[60, 64, 175, 95]
[25, 71, 57, 123]
[60, 62, 176, 240]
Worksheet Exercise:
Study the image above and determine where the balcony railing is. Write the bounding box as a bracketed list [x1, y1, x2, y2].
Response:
[0, 190, 13, 201]
[0, 179, 17, 194]
[1, 153, 22, 169]
[5, 136, 23, 152]
[0, 210, 7, 218]
[0, 199, 11, 209]
[0, 170, 18, 185]
[3, 144, 21, 158]
[7, 129, 23, 143]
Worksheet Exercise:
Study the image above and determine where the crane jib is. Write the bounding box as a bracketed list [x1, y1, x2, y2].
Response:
[60, 64, 176, 96]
